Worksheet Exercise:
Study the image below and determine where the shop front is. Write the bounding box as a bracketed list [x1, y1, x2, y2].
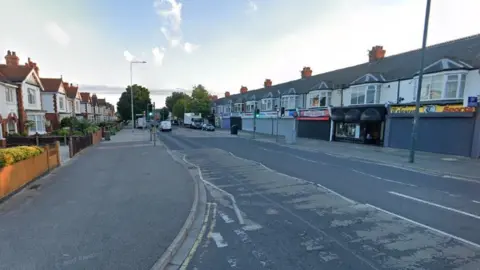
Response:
[385, 103, 478, 157]
[220, 112, 231, 128]
[330, 105, 387, 145]
[297, 108, 331, 141]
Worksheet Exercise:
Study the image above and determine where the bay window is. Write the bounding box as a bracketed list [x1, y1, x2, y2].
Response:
[246, 101, 257, 112]
[350, 84, 380, 105]
[307, 91, 332, 108]
[27, 88, 36, 105]
[59, 96, 65, 110]
[414, 73, 466, 101]
[260, 98, 273, 111]
[281, 95, 299, 110]
[5, 87, 15, 103]
[27, 115, 45, 134]
[233, 103, 243, 112]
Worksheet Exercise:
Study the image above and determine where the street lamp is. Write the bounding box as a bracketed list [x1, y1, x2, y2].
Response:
[409, 0, 431, 163]
[130, 60, 147, 132]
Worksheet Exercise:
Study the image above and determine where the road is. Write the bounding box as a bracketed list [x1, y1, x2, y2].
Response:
[158, 127, 480, 270]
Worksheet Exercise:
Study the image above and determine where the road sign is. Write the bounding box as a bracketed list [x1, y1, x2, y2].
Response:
[468, 96, 478, 107]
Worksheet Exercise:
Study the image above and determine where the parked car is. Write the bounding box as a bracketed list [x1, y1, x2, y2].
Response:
[202, 124, 215, 131]
[191, 122, 203, 129]
[160, 121, 172, 132]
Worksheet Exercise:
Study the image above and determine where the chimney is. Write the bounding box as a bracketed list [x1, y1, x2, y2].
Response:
[5, 50, 20, 66]
[264, 79, 272, 88]
[369, 46, 386, 62]
[301, 67, 312, 79]
[240, 86, 248, 94]
[24, 57, 39, 75]
[225, 91, 230, 97]
[212, 95, 218, 101]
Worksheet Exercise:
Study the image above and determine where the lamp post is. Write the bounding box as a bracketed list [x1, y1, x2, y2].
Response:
[130, 60, 147, 132]
[409, 0, 431, 163]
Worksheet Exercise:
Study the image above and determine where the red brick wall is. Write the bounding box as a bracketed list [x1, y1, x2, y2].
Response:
[16, 86, 26, 133]
[45, 113, 60, 131]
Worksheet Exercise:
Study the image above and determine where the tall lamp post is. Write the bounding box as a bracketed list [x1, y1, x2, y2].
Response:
[409, 0, 431, 163]
[130, 60, 147, 132]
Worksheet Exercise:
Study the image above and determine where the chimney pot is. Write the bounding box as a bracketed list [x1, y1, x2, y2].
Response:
[264, 79, 272, 88]
[369, 45, 386, 62]
[240, 86, 248, 94]
[225, 91, 230, 97]
[301, 66, 312, 79]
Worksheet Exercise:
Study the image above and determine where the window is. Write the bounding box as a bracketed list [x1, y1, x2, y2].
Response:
[7, 120, 16, 133]
[27, 115, 45, 134]
[281, 95, 299, 110]
[59, 96, 65, 110]
[308, 91, 332, 108]
[28, 88, 36, 105]
[414, 73, 466, 101]
[260, 98, 273, 111]
[225, 105, 231, 113]
[75, 101, 80, 112]
[5, 88, 15, 103]
[335, 123, 361, 139]
[246, 101, 257, 112]
[350, 85, 379, 105]
[233, 103, 243, 112]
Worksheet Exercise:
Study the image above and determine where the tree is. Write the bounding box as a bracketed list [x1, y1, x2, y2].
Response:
[165, 92, 190, 112]
[172, 98, 190, 120]
[154, 107, 170, 120]
[116, 84, 152, 122]
[189, 84, 211, 117]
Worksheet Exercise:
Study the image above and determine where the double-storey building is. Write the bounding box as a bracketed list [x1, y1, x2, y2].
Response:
[213, 34, 480, 157]
[0, 72, 19, 139]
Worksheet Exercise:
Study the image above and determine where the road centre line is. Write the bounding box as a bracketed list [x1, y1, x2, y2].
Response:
[388, 191, 480, 221]
[473, 200, 480, 204]
[366, 203, 480, 249]
[352, 169, 418, 187]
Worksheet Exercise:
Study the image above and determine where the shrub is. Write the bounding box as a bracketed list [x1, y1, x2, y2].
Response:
[0, 146, 44, 168]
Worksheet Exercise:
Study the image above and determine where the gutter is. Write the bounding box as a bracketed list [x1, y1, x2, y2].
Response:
[0, 81, 18, 88]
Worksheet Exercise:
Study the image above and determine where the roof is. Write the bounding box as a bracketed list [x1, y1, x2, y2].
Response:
[214, 33, 480, 105]
[64, 82, 79, 99]
[0, 65, 32, 83]
[97, 98, 106, 106]
[80, 92, 91, 103]
[40, 78, 63, 92]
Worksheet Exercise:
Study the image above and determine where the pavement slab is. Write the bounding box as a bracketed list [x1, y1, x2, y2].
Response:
[0, 140, 194, 270]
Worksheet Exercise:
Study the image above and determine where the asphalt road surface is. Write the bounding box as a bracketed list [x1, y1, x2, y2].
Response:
[158, 127, 480, 270]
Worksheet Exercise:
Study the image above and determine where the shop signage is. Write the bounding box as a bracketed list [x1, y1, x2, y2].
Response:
[390, 104, 476, 114]
[297, 109, 330, 120]
[468, 96, 478, 107]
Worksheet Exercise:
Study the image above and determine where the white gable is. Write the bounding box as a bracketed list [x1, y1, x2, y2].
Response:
[25, 70, 39, 85]
[58, 82, 66, 94]
[76, 91, 82, 100]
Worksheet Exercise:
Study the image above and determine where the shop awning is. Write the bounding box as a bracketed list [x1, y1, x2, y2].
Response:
[344, 109, 361, 122]
[330, 110, 345, 122]
[360, 108, 382, 121]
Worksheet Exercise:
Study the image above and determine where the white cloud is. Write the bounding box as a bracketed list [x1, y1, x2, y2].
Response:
[45, 22, 70, 46]
[123, 50, 135, 62]
[152, 47, 166, 65]
[247, 1, 258, 12]
[154, 0, 199, 53]
[184, 42, 199, 54]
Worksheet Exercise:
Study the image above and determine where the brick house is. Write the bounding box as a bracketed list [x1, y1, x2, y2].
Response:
[64, 82, 83, 120]
[0, 51, 46, 135]
[40, 77, 70, 131]
[0, 71, 19, 140]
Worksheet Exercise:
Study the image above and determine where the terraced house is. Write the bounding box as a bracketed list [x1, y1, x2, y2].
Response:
[0, 51, 45, 135]
[0, 71, 19, 139]
[213, 34, 480, 157]
[40, 77, 71, 131]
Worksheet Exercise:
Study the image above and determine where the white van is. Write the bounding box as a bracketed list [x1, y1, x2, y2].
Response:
[160, 121, 172, 132]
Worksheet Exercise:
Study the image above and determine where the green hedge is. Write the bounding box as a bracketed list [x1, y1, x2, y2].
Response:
[0, 146, 44, 168]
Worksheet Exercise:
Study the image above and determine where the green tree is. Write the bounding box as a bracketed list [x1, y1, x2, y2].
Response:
[165, 92, 190, 112]
[189, 84, 211, 117]
[156, 107, 170, 120]
[172, 98, 190, 120]
[116, 84, 152, 123]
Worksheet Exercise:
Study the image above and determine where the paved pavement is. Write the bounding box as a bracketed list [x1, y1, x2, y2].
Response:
[214, 129, 480, 181]
[0, 137, 194, 270]
[158, 127, 480, 270]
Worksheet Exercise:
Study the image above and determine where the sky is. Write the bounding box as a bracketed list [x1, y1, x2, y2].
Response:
[1, 0, 479, 108]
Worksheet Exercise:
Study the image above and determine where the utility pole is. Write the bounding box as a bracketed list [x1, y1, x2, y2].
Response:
[276, 91, 281, 142]
[153, 102, 157, 147]
[409, 0, 431, 163]
[253, 100, 257, 139]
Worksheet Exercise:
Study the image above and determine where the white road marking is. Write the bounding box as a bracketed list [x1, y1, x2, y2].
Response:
[183, 155, 245, 225]
[218, 210, 235, 223]
[290, 155, 318, 163]
[473, 200, 480, 204]
[352, 169, 418, 187]
[442, 174, 480, 184]
[210, 232, 228, 248]
[242, 224, 262, 231]
[366, 203, 480, 249]
[388, 191, 480, 221]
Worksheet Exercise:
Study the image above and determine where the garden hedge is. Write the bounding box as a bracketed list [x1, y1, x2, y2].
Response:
[0, 146, 44, 168]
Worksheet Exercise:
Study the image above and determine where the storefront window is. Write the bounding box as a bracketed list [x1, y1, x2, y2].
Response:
[335, 123, 361, 139]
